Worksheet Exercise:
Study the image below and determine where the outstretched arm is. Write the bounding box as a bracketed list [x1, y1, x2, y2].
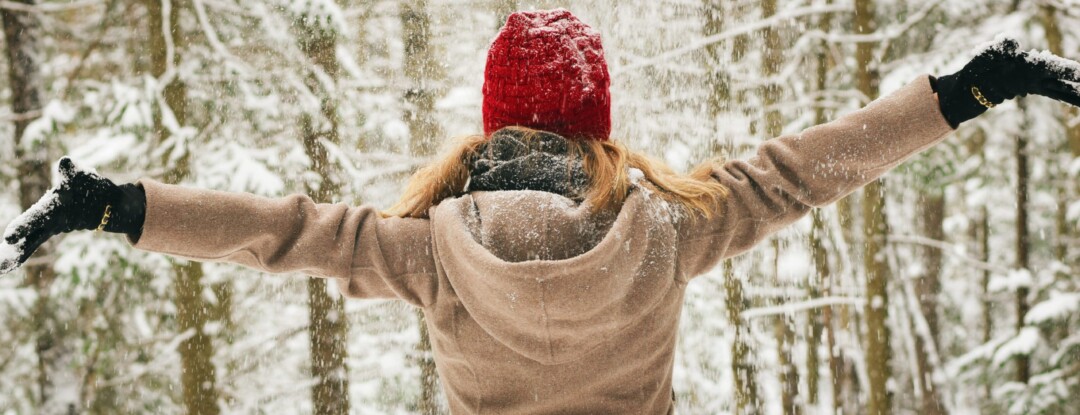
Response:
[677, 38, 1080, 279]
[1, 160, 438, 307]
[676, 75, 953, 278]
[133, 179, 439, 306]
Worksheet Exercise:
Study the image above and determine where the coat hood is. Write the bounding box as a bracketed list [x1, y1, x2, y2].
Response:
[430, 188, 681, 365]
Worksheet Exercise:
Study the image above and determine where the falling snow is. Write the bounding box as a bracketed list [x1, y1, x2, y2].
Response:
[0, 1, 1077, 414]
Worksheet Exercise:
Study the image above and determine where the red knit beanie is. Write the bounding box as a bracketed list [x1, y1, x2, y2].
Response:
[483, 9, 611, 141]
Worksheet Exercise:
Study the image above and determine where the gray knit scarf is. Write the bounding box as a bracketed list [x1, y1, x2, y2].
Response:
[466, 129, 590, 201]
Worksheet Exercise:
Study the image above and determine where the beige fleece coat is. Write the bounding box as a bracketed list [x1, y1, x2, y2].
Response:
[131, 76, 953, 414]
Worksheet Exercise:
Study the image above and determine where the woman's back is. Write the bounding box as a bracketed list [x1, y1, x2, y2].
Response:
[408, 188, 683, 414]
[123, 69, 952, 413]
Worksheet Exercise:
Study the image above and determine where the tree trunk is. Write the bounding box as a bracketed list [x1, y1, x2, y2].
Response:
[403, 0, 441, 156]
[305, 279, 350, 415]
[700, 6, 759, 412]
[759, 0, 782, 139]
[724, 260, 761, 415]
[809, 5, 860, 411]
[979, 204, 992, 403]
[862, 181, 892, 415]
[702, 0, 729, 156]
[402, 1, 442, 412]
[147, 0, 190, 181]
[812, 210, 843, 413]
[773, 243, 801, 415]
[833, 9, 861, 295]
[915, 192, 946, 415]
[757, 1, 800, 411]
[836, 186, 858, 252]
[1039, 5, 1080, 159]
[1, 1, 41, 145]
[1007, 0, 1031, 388]
[1039, 3, 1077, 290]
[854, 1, 891, 413]
[296, 10, 352, 415]
[807, 4, 835, 410]
[964, 129, 993, 404]
[147, 1, 221, 413]
[1014, 126, 1031, 384]
[174, 262, 220, 415]
[2, 2, 69, 412]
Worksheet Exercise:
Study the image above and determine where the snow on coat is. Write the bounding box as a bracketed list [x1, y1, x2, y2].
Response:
[127, 76, 953, 414]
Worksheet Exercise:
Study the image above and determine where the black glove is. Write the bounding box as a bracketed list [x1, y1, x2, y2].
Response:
[933, 38, 1080, 128]
[0, 157, 146, 275]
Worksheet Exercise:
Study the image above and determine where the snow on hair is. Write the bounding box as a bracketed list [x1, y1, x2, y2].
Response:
[385, 127, 729, 220]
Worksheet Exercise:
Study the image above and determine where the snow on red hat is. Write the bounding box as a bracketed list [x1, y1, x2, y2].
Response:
[483, 9, 611, 141]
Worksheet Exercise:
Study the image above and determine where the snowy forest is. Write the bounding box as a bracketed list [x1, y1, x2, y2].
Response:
[0, 0, 1078, 414]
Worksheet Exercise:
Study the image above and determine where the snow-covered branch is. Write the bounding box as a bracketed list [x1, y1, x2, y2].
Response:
[801, 0, 942, 45]
[612, 4, 851, 76]
[0, 0, 101, 13]
[889, 234, 1012, 274]
[741, 296, 866, 319]
[192, 0, 253, 75]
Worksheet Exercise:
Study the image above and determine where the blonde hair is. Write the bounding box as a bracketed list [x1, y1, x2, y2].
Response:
[385, 127, 729, 219]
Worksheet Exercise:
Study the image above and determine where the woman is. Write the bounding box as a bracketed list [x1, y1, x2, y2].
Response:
[3, 9, 1079, 414]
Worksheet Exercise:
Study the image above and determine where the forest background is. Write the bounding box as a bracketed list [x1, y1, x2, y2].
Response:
[0, 0, 1077, 414]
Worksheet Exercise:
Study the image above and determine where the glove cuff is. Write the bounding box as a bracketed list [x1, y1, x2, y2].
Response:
[932, 73, 992, 128]
[101, 183, 146, 240]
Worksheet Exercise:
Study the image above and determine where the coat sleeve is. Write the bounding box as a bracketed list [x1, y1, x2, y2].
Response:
[130, 179, 439, 307]
[677, 75, 955, 279]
